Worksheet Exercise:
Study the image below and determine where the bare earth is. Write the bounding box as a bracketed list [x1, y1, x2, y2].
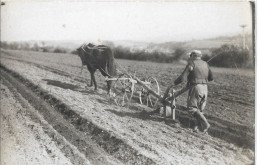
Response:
[1, 84, 74, 165]
[0, 50, 255, 165]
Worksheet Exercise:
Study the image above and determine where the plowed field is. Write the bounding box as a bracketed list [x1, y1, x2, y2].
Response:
[0, 49, 255, 165]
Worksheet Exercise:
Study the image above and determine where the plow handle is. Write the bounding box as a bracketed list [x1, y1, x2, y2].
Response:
[167, 85, 191, 100]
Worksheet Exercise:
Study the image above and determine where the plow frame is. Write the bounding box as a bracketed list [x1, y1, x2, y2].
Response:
[105, 75, 161, 107]
[106, 72, 190, 119]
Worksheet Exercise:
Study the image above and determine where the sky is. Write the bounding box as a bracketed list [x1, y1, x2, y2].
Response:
[1, 0, 253, 43]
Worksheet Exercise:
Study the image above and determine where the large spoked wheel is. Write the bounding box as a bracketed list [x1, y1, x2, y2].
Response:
[113, 77, 135, 107]
[139, 77, 160, 107]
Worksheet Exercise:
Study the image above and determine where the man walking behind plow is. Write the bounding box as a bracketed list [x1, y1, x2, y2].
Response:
[163, 50, 213, 133]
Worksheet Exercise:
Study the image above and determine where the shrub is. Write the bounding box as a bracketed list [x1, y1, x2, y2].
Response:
[173, 48, 186, 61]
[201, 54, 211, 62]
[209, 44, 251, 68]
[112, 46, 185, 63]
[53, 47, 67, 53]
[71, 50, 78, 55]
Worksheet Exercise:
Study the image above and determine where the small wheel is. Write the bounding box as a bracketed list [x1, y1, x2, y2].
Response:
[113, 77, 134, 107]
[139, 77, 160, 107]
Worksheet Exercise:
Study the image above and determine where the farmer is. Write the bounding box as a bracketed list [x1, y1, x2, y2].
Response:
[163, 50, 213, 133]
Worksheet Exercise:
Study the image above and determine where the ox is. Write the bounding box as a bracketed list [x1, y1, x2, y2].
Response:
[76, 43, 117, 94]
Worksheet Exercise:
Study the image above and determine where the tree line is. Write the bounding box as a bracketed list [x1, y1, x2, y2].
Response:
[202, 44, 253, 68]
[1, 41, 253, 68]
[112, 46, 186, 63]
[1, 41, 69, 54]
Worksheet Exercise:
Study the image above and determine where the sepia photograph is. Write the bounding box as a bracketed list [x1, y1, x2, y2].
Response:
[0, 0, 256, 164]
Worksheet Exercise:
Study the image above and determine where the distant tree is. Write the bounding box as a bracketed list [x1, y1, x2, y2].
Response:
[209, 44, 251, 68]
[54, 47, 66, 53]
[42, 46, 53, 52]
[41, 41, 45, 47]
[0, 41, 9, 49]
[20, 42, 30, 50]
[32, 43, 39, 51]
[71, 50, 78, 55]
[201, 54, 211, 62]
[173, 47, 186, 61]
[9, 42, 19, 50]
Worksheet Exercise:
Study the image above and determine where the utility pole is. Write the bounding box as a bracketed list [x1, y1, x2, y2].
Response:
[240, 24, 247, 49]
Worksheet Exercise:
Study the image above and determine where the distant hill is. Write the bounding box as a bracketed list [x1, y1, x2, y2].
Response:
[2, 34, 252, 55]
[186, 34, 253, 49]
[106, 34, 253, 54]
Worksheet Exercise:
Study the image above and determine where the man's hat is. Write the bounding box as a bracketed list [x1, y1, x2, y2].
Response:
[189, 50, 202, 57]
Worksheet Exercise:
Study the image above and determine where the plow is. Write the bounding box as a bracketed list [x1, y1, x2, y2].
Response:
[105, 69, 190, 120]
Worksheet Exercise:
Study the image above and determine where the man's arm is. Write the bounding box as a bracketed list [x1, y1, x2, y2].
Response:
[162, 84, 175, 101]
[162, 64, 192, 101]
[174, 64, 192, 85]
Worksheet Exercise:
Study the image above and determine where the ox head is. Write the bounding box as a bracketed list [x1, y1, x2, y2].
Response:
[75, 44, 86, 62]
[76, 43, 97, 64]
[76, 43, 88, 55]
[76, 43, 104, 59]
[77, 43, 95, 53]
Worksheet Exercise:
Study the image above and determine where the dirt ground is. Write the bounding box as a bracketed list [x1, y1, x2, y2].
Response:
[0, 50, 255, 165]
[1, 84, 74, 165]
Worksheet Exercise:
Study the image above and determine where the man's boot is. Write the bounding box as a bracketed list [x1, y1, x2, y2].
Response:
[193, 111, 210, 133]
[193, 120, 199, 133]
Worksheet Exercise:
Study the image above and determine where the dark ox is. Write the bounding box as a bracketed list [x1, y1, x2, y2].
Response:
[76, 43, 117, 94]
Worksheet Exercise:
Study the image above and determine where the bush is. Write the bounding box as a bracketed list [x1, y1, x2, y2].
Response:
[201, 54, 211, 62]
[173, 48, 186, 61]
[53, 47, 67, 53]
[208, 44, 251, 68]
[112, 46, 184, 63]
[71, 50, 78, 55]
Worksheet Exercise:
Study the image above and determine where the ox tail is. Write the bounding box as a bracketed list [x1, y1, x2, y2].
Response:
[106, 48, 117, 78]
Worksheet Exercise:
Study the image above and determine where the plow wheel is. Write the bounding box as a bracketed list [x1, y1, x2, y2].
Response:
[139, 77, 160, 107]
[113, 77, 135, 107]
